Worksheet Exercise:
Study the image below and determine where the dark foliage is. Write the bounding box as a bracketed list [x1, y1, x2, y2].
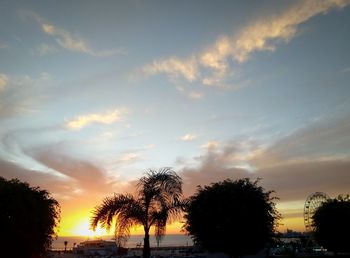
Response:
[184, 178, 279, 258]
[313, 195, 350, 254]
[0, 177, 60, 258]
[91, 168, 184, 258]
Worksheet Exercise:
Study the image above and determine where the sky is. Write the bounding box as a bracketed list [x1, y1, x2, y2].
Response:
[1, 0, 350, 236]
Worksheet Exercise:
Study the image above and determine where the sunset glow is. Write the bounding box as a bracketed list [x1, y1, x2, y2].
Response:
[1, 0, 350, 237]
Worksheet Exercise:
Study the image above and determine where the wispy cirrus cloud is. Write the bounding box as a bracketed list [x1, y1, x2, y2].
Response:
[118, 152, 144, 163]
[35, 43, 58, 56]
[230, 0, 350, 63]
[175, 86, 204, 100]
[142, 0, 350, 88]
[110, 144, 155, 168]
[0, 126, 131, 198]
[0, 74, 8, 92]
[41, 22, 122, 57]
[0, 72, 51, 117]
[65, 109, 128, 130]
[142, 56, 198, 82]
[21, 10, 122, 57]
[0, 42, 8, 49]
[188, 91, 204, 99]
[178, 133, 198, 141]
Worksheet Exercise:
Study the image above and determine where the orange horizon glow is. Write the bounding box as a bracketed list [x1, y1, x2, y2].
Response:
[57, 208, 187, 237]
[57, 196, 307, 237]
[57, 209, 306, 237]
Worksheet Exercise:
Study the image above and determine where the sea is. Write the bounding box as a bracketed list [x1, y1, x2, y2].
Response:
[52, 234, 194, 250]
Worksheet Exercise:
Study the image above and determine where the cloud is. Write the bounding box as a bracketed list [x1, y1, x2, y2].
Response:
[258, 159, 350, 202]
[35, 43, 58, 55]
[180, 112, 350, 202]
[143, 144, 155, 150]
[31, 148, 114, 194]
[41, 22, 122, 56]
[180, 143, 250, 196]
[0, 74, 8, 91]
[142, 0, 350, 88]
[0, 158, 72, 200]
[175, 86, 204, 100]
[0, 42, 8, 49]
[142, 56, 198, 82]
[0, 145, 135, 229]
[179, 138, 350, 232]
[0, 125, 132, 199]
[251, 113, 350, 169]
[178, 133, 198, 141]
[113, 144, 154, 165]
[188, 91, 204, 99]
[117, 152, 144, 163]
[65, 109, 128, 130]
[0, 73, 51, 117]
[200, 140, 220, 150]
[21, 10, 121, 57]
[230, 0, 350, 63]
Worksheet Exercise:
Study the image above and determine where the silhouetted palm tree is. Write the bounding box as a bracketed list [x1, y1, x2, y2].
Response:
[91, 168, 183, 258]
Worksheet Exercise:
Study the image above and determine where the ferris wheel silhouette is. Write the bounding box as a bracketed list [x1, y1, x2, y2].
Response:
[304, 192, 329, 232]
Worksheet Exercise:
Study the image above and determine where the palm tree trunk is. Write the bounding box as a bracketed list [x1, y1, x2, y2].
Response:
[143, 229, 151, 258]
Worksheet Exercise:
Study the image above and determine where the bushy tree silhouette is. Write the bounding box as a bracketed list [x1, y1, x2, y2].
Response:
[91, 168, 184, 258]
[0, 177, 60, 258]
[184, 178, 279, 258]
[313, 195, 350, 255]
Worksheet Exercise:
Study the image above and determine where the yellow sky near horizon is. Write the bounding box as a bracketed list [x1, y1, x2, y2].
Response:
[58, 216, 305, 237]
[57, 204, 306, 237]
[58, 212, 186, 237]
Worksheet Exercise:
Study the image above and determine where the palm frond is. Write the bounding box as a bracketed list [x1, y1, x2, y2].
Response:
[150, 209, 168, 241]
[91, 167, 184, 254]
[138, 168, 183, 206]
[90, 194, 143, 233]
[114, 197, 145, 246]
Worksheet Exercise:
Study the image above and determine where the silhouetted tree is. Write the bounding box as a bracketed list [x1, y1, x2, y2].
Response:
[0, 177, 60, 258]
[313, 195, 350, 255]
[184, 178, 279, 258]
[91, 168, 184, 258]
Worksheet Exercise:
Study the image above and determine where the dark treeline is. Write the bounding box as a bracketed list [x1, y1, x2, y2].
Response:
[0, 177, 60, 258]
[1, 169, 349, 258]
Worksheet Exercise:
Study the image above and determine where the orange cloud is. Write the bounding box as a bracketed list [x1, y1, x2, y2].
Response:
[178, 133, 198, 141]
[143, 56, 198, 82]
[142, 0, 349, 88]
[65, 109, 127, 130]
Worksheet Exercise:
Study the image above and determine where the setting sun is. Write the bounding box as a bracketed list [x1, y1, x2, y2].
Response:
[58, 210, 109, 237]
[58, 209, 150, 237]
[71, 219, 107, 238]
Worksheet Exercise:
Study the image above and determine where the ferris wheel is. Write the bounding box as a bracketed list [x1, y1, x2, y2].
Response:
[304, 192, 330, 232]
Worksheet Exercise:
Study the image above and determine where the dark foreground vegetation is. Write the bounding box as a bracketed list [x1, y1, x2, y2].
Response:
[0, 176, 60, 258]
[184, 178, 280, 258]
[312, 195, 350, 255]
[1, 169, 349, 258]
